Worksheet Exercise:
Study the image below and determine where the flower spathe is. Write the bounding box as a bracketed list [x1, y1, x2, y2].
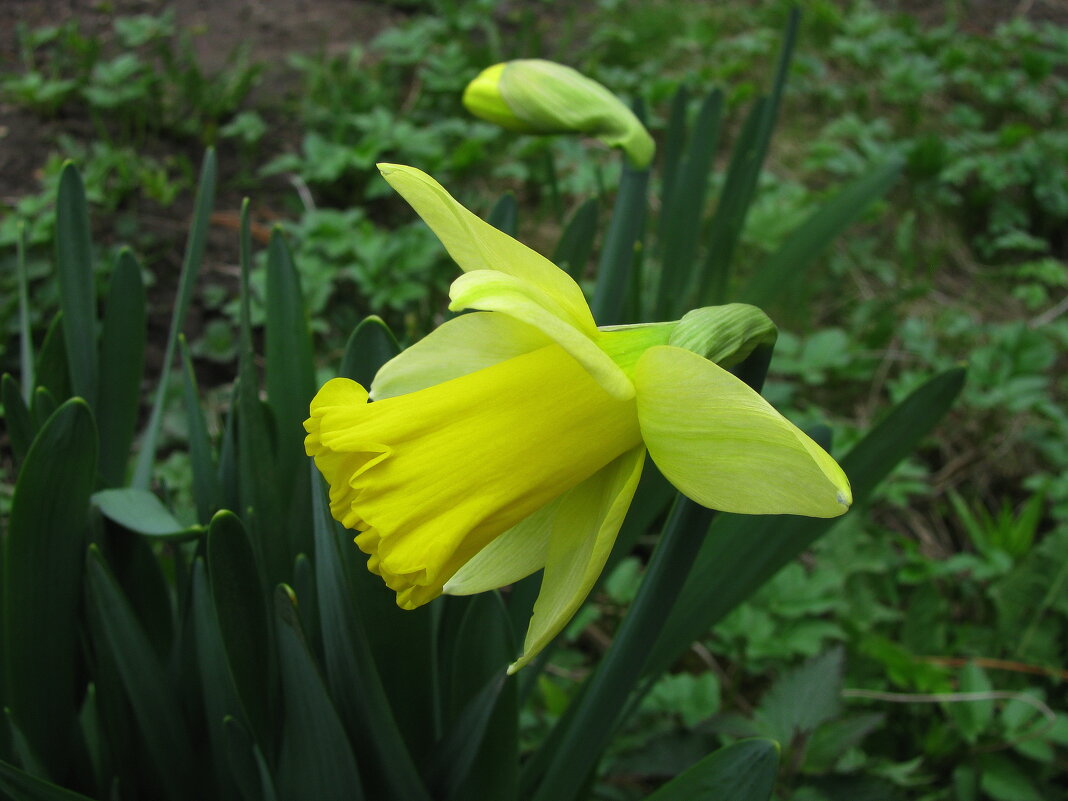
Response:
[305, 164, 852, 672]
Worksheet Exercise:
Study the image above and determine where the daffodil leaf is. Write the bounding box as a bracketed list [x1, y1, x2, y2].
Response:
[311, 469, 432, 801]
[372, 312, 548, 401]
[740, 159, 902, 309]
[552, 197, 599, 280]
[55, 162, 97, 408]
[274, 584, 364, 801]
[207, 511, 275, 756]
[86, 546, 199, 801]
[5, 398, 96, 779]
[1, 373, 33, 465]
[487, 192, 518, 236]
[92, 488, 204, 541]
[377, 163, 596, 334]
[437, 593, 518, 801]
[644, 739, 778, 801]
[35, 313, 70, 404]
[0, 758, 96, 801]
[449, 270, 633, 400]
[340, 315, 401, 389]
[189, 559, 243, 800]
[96, 248, 145, 486]
[133, 149, 216, 489]
[634, 345, 850, 518]
[513, 446, 646, 673]
[444, 499, 556, 596]
[179, 336, 220, 523]
[224, 717, 278, 801]
[655, 86, 725, 319]
[590, 158, 648, 326]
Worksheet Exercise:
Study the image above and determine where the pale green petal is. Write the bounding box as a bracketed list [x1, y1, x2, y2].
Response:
[442, 497, 559, 595]
[377, 163, 596, 334]
[633, 346, 851, 518]
[371, 312, 549, 400]
[450, 270, 634, 401]
[509, 446, 646, 674]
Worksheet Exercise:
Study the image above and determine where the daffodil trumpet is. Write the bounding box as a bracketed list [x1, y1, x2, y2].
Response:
[305, 164, 852, 672]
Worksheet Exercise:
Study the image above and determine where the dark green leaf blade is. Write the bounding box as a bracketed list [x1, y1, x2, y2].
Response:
[97, 248, 146, 486]
[265, 227, 316, 560]
[0, 759, 96, 801]
[34, 314, 69, 404]
[311, 469, 431, 801]
[699, 10, 799, 306]
[179, 336, 220, 523]
[190, 559, 242, 799]
[265, 227, 315, 473]
[1, 374, 34, 465]
[274, 585, 364, 801]
[488, 192, 518, 236]
[591, 160, 649, 326]
[442, 593, 518, 801]
[133, 148, 217, 489]
[740, 160, 902, 308]
[54, 163, 97, 407]
[655, 86, 724, 319]
[92, 488, 204, 540]
[552, 198, 600, 280]
[85, 546, 199, 801]
[340, 316, 401, 388]
[645, 739, 779, 801]
[3, 398, 96, 779]
[207, 510, 275, 754]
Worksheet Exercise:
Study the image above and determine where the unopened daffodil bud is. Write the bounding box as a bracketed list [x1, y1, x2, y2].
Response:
[463, 59, 655, 169]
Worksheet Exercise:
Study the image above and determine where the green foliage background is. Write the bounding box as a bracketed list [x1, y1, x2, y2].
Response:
[1, 1, 1067, 799]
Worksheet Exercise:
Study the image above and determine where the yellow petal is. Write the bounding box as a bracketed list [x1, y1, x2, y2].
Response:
[449, 270, 634, 400]
[305, 345, 643, 609]
[443, 497, 559, 596]
[377, 163, 596, 334]
[371, 312, 549, 400]
[633, 346, 851, 518]
[509, 445, 646, 673]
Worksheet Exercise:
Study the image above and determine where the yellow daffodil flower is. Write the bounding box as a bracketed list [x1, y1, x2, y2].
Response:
[463, 59, 655, 169]
[305, 164, 851, 672]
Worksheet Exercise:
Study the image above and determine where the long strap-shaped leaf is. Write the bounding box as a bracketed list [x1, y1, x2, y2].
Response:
[590, 160, 649, 326]
[697, 10, 799, 307]
[655, 86, 725, 319]
[54, 164, 97, 408]
[529, 496, 714, 801]
[132, 148, 217, 488]
[97, 248, 146, 486]
[645, 739, 779, 801]
[739, 159, 902, 308]
[207, 510, 275, 757]
[86, 546, 199, 801]
[4, 399, 96, 780]
[0, 759, 96, 801]
[273, 585, 365, 801]
[15, 222, 33, 401]
[311, 468, 432, 801]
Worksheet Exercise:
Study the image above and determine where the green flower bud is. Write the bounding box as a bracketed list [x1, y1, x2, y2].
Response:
[463, 59, 655, 169]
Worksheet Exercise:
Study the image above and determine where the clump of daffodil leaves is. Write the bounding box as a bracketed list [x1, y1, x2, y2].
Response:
[305, 164, 851, 673]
